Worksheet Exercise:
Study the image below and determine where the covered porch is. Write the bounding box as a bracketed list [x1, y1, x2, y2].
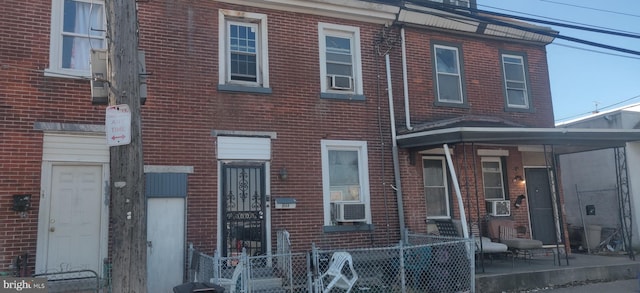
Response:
[395, 121, 640, 273]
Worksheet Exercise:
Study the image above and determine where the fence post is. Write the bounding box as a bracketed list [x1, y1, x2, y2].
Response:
[399, 241, 406, 293]
[187, 243, 194, 282]
[213, 250, 220, 282]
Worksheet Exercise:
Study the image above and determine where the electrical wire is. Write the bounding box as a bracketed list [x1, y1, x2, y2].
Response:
[539, 0, 640, 19]
[403, 1, 640, 56]
[550, 42, 640, 60]
[477, 4, 640, 38]
[555, 94, 640, 122]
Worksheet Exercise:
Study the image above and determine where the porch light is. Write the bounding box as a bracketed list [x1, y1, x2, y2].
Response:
[513, 175, 524, 183]
[279, 168, 288, 181]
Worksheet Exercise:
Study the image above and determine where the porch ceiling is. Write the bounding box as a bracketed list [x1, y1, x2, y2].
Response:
[396, 127, 640, 154]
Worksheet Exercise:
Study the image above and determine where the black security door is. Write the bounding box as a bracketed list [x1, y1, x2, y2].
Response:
[525, 168, 557, 245]
[221, 163, 266, 257]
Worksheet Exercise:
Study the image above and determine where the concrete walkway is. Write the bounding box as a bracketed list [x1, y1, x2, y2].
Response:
[475, 251, 639, 292]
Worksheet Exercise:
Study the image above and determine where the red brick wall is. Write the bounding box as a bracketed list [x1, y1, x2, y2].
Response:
[0, 0, 559, 274]
[396, 27, 555, 128]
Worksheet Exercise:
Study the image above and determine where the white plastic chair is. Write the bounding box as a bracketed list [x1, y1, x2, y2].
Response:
[318, 251, 358, 293]
[210, 261, 244, 293]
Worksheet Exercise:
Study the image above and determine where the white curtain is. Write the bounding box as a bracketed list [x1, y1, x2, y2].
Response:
[70, 2, 103, 70]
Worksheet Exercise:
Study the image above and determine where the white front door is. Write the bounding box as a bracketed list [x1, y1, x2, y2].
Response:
[44, 165, 105, 273]
[147, 197, 185, 291]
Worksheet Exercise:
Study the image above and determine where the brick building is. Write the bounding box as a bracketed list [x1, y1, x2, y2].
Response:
[3, 0, 640, 291]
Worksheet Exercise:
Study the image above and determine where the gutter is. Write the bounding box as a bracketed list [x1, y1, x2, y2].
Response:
[385, 54, 406, 240]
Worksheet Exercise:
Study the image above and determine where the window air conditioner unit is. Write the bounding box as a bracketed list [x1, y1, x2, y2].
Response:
[332, 202, 366, 222]
[90, 49, 109, 105]
[329, 75, 352, 90]
[488, 200, 511, 217]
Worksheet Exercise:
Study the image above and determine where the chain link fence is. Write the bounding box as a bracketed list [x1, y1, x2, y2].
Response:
[189, 231, 474, 293]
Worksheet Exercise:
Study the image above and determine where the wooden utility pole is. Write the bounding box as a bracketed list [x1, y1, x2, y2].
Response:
[105, 0, 147, 292]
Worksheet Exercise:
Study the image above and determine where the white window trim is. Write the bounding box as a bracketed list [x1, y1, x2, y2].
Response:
[321, 140, 371, 225]
[46, 0, 106, 78]
[218, 9, 270, 88]
[318, 22, 363, 95]
[423, 156, 451, 219]
[502, 54, 529, 109]
[434, 44, 464, 104]
[481, 157, 506, 200]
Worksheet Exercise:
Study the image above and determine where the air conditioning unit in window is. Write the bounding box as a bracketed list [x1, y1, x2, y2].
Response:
[488, 200, 511, 217]
[332, 202, 366, 222]
[329, 75, 353, 90]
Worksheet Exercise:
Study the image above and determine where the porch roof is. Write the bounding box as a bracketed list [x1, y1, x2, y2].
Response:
[396, 126, 640, 154]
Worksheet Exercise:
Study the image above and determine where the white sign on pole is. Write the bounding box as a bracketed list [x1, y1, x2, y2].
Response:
[106, 104, 132, 146]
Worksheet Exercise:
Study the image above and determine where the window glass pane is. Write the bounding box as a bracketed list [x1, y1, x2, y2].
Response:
[327, 63, 352, 76]
[329, 150, 360, 201]
[425, 187, 447, 217]
[326, 36, 351, 53]
[423, 160, 444, 186]
[482, 160, 504, 200]
[503, 56, 521, 63]
[424, 159, 448, 218]
[505, 63, 524, 81]
[229, 22, 258, 82]
[437, 74, 462, 102]
[436, 47, 459, 74]
[507, 89, 526, 106]
[326, 35, 353, 78]
[63, 0, 104, 36]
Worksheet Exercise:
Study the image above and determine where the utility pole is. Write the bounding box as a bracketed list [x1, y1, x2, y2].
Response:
[105, 0, 147, 292]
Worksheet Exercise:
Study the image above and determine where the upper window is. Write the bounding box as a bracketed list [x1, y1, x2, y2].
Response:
[423, 157, 450, 219]
[218, 10, 270, 93]
[433, 43, 465, 105]
[318, 23, 364, 100]
[501, 53, 530, 109]
[47, 0, 106, 78]
[321, 140, 371, 226]
[481, 157, 505, 200]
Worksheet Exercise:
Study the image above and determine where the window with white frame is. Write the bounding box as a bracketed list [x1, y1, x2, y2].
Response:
[433, 43, 465, 104]
[481, 157, 505, 200]
[218, 10, 270, 93]
[318, 23, 364, 99]
[321, 140, 370, 226]
[423, 157, 450, 219]
[501, 53, 530, 109]
[46, 0, 106, 78]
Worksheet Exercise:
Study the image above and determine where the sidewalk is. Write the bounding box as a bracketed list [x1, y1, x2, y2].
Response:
[533, 278, 639, 292]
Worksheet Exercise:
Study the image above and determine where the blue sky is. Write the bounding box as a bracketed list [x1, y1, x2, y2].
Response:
[479, 0, 640, 123]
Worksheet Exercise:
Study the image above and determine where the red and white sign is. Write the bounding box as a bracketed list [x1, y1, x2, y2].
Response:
[106, 104, 132, 146]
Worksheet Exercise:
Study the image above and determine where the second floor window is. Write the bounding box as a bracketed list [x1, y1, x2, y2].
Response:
[433, 44, 465, 104]
[318, 23, 364, 100]
[47, 0, 106, 77]
[502, 53, 530, 109]
[218, 10, 270, 93]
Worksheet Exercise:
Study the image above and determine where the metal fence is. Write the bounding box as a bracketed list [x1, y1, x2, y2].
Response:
[189, 231, 475, 293]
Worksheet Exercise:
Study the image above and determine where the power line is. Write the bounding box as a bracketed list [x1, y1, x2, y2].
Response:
[478, 4, 640, 37]
[555, 94, 640, 122]
[540, 0, 640, 19]
[403, 2, 640, 56]
[550, 42, 640, 60]
[472, 6, 640, 39]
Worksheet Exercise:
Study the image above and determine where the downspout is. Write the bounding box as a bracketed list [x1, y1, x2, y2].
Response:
[443, 144, 469, 238]
[386, 54, 406, 241]
[401, 27, 413, 131]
